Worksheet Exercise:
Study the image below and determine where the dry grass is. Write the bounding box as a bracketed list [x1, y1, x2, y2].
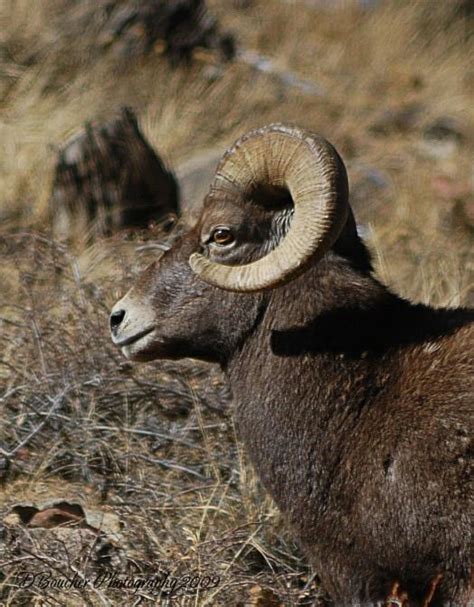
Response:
[0, 1, 473, 605]
[0, 229, 317, 606]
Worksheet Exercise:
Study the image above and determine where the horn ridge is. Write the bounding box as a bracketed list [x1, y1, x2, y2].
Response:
[189, 123, 349, 292]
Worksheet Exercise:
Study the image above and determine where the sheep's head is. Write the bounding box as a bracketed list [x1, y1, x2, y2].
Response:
[110, 124, 351, 364]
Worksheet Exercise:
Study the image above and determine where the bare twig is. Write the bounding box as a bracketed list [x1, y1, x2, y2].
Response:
[0, 389, 67, 457]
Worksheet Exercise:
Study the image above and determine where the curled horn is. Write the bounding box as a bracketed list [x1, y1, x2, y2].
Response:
[189, 124, 349, 292]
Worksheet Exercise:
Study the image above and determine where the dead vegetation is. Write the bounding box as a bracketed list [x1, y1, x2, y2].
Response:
[50, 107, 180, 242]
[0, 229, 318, 606]
[0, 1, 473, 605]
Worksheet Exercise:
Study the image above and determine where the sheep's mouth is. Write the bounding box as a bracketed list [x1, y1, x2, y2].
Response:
[114, 327, 154, 348]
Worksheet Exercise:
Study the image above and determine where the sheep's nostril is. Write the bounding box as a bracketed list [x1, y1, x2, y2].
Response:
[110, 309, 126, 331]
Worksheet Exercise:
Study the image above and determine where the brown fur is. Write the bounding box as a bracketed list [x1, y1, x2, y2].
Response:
[111, 188, 473, 606]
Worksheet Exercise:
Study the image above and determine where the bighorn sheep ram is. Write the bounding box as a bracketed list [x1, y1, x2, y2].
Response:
[110, 124, 473, 606]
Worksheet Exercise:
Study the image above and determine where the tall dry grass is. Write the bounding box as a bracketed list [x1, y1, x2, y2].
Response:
[1, 0, 472, 300]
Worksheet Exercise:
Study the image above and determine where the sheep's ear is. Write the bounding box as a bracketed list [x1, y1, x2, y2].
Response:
[333, 208, 373, 272]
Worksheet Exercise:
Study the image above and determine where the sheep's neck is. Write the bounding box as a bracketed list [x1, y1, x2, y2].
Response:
[225, 252, 471, 535]
[225, 258, 386, 503]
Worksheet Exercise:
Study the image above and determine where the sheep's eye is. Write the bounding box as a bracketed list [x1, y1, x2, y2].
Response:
[211, 227, 235, 246]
